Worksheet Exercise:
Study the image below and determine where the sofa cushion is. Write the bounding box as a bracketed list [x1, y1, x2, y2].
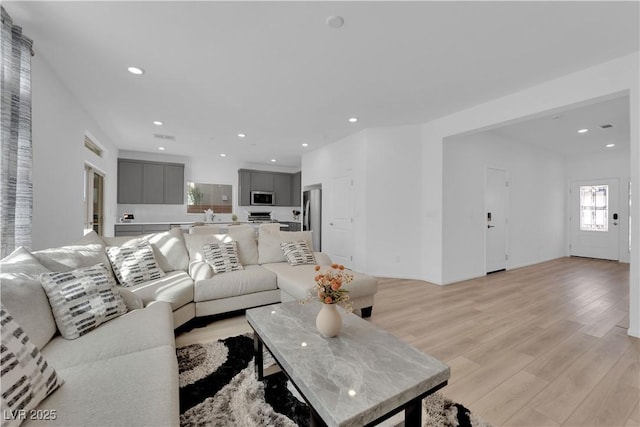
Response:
[125, 271, 194, 311]
[32, 243, 112, 275]
[184, 226, 258, 266]
[194, 265, 277, 301]
[106, 243, 165, 287]
[39, 264, 128, 340]
[41, 302, 175, 370]
[73, 230, 107, 246]
[203, 241, 243, 274]
[258, 225, 313, 264]
[102, 228, 189, 272]
[281, 240, 316, 265]
[1, 305, 62, 427]
[26, 346, 179, 427]
[262, 262, 379, 301]
[0, 247, 56, 350]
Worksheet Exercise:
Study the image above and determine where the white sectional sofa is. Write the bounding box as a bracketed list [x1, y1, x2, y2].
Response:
[0, 224, 378, 426]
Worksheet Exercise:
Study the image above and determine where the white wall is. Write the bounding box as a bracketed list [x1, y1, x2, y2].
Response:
[302, 130, 367, 272]
[566, 149, 631, 263]
[364, 126, 423, 279]
[302, 125, 423, 278]
[443, 132, 566, 283]
[116, 150, 302, 224]
[31, 56, 119, 250]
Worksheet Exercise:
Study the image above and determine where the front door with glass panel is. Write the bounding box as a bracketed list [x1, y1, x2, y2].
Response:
[570, 179, 619, 260]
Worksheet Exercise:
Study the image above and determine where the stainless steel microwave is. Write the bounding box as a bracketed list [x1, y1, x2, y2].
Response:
[251, 191, 275, 206]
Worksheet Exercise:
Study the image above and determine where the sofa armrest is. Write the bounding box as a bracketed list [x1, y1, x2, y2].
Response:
[118, 287, 144, 310]
[313, 252, 332, 265]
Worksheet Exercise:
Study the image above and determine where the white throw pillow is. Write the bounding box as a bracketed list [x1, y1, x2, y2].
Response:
[258, 225, 313, 264]
[281, 241, 316, 266]
[39, 264, 128, 339]
[1, 305, 63, 427]
[202, 242, 244, 274]
[102, 228, 189, 272]
[0, 247, 57, 350]
[106, 243, 165, 287]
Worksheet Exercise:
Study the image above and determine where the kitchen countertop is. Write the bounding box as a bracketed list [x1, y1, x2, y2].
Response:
[116, 221, 301, 225]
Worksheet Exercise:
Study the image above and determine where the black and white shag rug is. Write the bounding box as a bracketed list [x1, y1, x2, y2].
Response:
[177, 334, 491, 427]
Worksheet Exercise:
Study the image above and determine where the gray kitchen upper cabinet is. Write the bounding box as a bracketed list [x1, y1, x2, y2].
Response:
[163, 164, 185, 204]
[118, 159, 184, 204]
[142, 163, 164, 204]
[251, 172, 274, 192]
[273, 174, 291, 206]
[238, 169, 301, 207]
[291, 172, 301, 207]
[238, 170, 251, 206]
[118, 160, 143, 204]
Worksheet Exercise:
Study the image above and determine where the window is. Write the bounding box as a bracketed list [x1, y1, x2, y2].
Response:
[84, 135, 103, 157]
[580, 185, 608, 232]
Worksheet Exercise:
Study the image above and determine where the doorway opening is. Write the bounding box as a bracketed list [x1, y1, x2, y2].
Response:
[84, 164, 105, 236]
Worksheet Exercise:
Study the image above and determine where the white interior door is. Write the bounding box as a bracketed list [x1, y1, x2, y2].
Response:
[486, 168, 508, 273]
[324, 174, 354, 269]
[570, 179, 619, 260]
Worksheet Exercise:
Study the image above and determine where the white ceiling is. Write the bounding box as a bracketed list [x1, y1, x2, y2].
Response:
[4, 1, 639, 167]
[491, 94, 631, 156]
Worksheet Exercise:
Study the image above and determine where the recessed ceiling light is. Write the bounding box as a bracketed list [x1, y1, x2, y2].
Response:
[326, 15, 345, 29]
[605, 143, 615, 148]
[302, 143, 309, 147]
[153, 120, 163, 126]
[157, 146, 166, 151]
[348, 117, 358, 123]
[271, 159, 277, 163]
[127, 66, 144, 75]
[220, 153, 227, 157]
[238, 133, 246, 138]
[577, 128, 589, 133]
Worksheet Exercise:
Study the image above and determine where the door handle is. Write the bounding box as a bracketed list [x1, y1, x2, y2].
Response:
[487, 225, 495, 229]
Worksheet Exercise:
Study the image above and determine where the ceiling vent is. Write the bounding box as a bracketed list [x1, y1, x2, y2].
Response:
[600, 124, 613, 129]
[153, 134, 175, 140]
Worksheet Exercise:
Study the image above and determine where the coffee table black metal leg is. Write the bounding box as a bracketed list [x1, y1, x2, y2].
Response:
[405, 398, 421, 427]
[310, 407, 327, 427]
[253, 333, 264, 380]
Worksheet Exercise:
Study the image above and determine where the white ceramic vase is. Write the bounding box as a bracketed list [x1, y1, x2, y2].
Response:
[316, 303, 342, 338]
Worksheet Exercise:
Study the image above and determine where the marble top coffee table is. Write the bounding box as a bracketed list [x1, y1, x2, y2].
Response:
[246, 301, 450, 427]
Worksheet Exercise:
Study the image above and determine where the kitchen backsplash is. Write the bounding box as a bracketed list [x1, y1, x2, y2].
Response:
[117, 204, 302, 223]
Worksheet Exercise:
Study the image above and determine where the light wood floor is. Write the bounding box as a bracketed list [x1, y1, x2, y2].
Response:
[175, 257, 639, 427]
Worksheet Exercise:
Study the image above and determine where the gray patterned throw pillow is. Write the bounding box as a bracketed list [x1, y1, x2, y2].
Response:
[281, 240, 316, 266]
[106, 243, 165, 287]
[39, 263, 128, 339]
[1, 305, 62, 427]
[202, 242, 243, 274]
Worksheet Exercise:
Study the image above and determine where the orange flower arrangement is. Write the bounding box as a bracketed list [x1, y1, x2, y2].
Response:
[305, 263, 354, 311]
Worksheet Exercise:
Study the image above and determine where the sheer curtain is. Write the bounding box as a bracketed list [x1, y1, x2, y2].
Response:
[1, 7, 34, 258]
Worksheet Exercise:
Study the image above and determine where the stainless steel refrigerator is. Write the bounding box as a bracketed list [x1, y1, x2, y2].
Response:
[303, 187, 321, 251]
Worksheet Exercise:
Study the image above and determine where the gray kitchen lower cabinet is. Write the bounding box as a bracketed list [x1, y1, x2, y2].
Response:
[280, 221, 301, 232]
[114, 224, 144, 236]
[114, 223, 171, 236]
